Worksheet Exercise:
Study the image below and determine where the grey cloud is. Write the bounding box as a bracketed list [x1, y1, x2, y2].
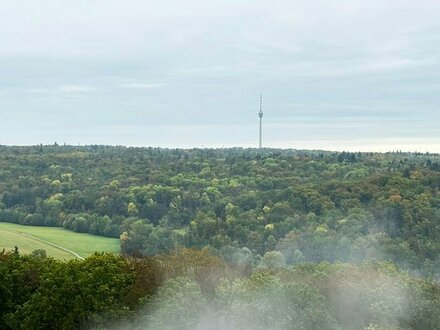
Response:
[120, 83, 167, 89]
[0, 0, 440, 150]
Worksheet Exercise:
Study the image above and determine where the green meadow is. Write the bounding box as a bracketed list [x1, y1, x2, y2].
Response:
[0, 222, 120, 259]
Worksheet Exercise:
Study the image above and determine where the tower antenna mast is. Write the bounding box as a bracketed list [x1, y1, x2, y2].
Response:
[259, 93, 263, 149]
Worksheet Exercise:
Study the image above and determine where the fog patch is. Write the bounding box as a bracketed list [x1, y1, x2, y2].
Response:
[111, 263, 417, 330]
[115, 274, 337, 330]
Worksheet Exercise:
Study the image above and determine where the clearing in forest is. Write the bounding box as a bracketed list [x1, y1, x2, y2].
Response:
[0, 222, 120, 259]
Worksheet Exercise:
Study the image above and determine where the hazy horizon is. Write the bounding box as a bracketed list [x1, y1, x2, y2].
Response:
[1, 0, 439, 152]
[3, 138, 440, 154]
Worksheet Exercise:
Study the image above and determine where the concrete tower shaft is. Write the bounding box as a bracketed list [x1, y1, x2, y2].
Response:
[259, 93, 263, 149]
[259, 93, 263, 118]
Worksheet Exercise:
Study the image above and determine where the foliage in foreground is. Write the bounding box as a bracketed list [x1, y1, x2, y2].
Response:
[1, 248, 440, 330]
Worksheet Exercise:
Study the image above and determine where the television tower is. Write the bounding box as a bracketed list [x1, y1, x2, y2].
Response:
[259, 93, 263, 149]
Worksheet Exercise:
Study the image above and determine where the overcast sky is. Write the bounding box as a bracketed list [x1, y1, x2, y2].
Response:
[1, 0, 440, 151]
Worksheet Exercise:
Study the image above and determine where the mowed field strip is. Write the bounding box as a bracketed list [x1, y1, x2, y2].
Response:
[0, 222, 120, 259]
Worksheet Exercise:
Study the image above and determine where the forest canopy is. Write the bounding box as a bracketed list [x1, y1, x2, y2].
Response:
[2, 145, 440, 329]
[1, 248, 440, 330]
[1, 145, 440, 277]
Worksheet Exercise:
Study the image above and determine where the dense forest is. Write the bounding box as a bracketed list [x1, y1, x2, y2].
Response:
[2, 248, 440, 329]
[2, 145, 440, 329]
[1, 145, 440, 276]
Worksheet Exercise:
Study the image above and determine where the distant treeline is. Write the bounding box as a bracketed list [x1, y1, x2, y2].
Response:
[1, 145, 440, 276]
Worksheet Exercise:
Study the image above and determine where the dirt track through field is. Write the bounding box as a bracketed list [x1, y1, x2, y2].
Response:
[19, 232, 85, 260]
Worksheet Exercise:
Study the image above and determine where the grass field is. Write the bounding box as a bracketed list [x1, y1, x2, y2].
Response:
[0, 222, 120, 259]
